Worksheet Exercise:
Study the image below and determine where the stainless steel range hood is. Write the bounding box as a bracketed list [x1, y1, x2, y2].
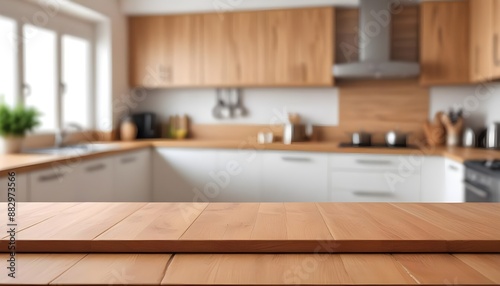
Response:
[333, 0, 420, 79]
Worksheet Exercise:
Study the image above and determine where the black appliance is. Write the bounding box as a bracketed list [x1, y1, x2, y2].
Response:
[132, 112, 158, 139]
[464, 160, 500, 202]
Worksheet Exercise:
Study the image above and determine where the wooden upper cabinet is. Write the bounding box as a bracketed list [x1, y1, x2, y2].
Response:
[491, 0, 500, 79]
[129, 16, 168, 88]
[263, 8, 334, 86]
[420, 1, 470, 86]
[470, 0, 493, 83]
[128, 7, 334, 88]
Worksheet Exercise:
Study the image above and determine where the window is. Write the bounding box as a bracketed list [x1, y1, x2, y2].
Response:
[0, 16, 16, 107]
[23, 24, 57, 131]
[1, 0, 95, 134]
[62, 35, 91, 128]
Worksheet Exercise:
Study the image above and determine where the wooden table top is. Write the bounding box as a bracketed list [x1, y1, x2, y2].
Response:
[2, 202, 500, 253]
[1, 253, 499, 285]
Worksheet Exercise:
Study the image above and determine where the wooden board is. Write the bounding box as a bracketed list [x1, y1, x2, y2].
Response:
[455, 254, 500, 284]
[0, 253, 498, 285]
[2, 203, 500, 253]
[0, 253, 85, 285]
[52, 254, 172, 285]
[393, 254, 494, 285]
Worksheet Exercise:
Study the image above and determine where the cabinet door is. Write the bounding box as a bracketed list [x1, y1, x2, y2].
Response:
[420, 1, 470, 85]
[129, 16, 169, 88]
[470, 0, 493, 82]
[330, 171, 421, 202]
[444, 159, 465, 203]
[29, 165, 77, 202]
[224, 12, 264, 86]
[153, 148, 217, 202]
[261, 151, 328, 202]
[264, 8, 334, 86]
[420, 157, 445, 202]
[215, 150, 261, 202]
[170, 15, 203, 86]
[492, 0, 500, 79]
[76, 158, 114, 202]
[0, 173, 29, 202]
[113, 149, 151, 202]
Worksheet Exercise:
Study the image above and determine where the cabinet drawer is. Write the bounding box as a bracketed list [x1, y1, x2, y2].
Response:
[330, 154, 421, 172]
[330, 171, 420, 202]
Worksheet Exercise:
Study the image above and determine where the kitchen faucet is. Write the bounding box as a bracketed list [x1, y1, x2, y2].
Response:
[55, 123, 83, 148]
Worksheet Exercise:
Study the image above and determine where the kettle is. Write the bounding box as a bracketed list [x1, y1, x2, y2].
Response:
[486, 122, 500, 149]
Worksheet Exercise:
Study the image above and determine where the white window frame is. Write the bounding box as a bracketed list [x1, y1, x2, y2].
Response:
[0, 0, 96, 134]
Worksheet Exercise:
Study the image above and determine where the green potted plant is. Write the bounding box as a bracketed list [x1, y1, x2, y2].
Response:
[0, 101, 40, 154]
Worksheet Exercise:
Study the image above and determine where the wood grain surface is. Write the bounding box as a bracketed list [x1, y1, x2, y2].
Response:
[0, 253, 498, 285]
[0, 253, 85, 285]
[52, 254, 172, 285]
[1, 203, 500, 253]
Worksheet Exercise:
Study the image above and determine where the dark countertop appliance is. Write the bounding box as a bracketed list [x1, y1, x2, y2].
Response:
[464, 160, 500, 202]
[132, 112, 158, 139]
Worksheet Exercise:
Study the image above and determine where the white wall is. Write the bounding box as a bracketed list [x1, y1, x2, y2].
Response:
[133, 84, 500, 130]
[70, 0, 129, 131]
[430, 83, 500, 130]
[121, 0, 358, 15]
[133, 88, 339, 126]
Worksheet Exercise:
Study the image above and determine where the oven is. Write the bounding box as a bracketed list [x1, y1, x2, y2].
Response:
[464, 162, 500, 202]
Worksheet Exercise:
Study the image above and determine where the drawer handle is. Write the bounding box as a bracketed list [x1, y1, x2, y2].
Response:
[355, 159, 393, 165]
[448, 165, 459, 171]
[281, 157, 312, 162]
[39, 173, 63, 182]
[465, 183, 489, 199]
[352, 190, 394, 197]
[121, 157, 137, 164]
[85, 164, 106, 173]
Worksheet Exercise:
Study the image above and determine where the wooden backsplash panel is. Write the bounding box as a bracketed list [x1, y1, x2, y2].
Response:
[338, 80, 429, 143]
[335, 6, 419, 63]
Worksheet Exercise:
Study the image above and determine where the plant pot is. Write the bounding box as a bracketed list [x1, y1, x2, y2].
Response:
[0, 136, 24, 154]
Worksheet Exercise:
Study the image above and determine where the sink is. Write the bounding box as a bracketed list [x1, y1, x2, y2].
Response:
[24, 143, 121, 156]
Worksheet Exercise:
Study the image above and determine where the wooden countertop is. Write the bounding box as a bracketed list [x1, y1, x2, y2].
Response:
[0, 142, 151, 176]
[2, 140, 500, 176]
[2, 253, 499, 285]
[2, 202, 500, 253]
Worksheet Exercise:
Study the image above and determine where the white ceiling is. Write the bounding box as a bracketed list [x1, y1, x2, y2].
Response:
[120, 0, 361, 15]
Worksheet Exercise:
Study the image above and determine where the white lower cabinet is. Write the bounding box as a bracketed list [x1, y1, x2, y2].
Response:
[29, 163, 79, 202]
[153, 148, 217, 202]
[0, 173, 29, 202]
[420, 156, 446, 202]
[444, 158, 465, 202]
[75, 157, 114, 202]
[261, 151, 328, 202]
[329, 154, 421, 202]
[113, 149, 151, 202]
[216, 150, 261, 202]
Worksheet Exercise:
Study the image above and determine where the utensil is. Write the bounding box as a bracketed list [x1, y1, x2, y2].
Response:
[219, 89, 232, 119]
[385, 130, 408, 147]
[486, 122, 500, 149]
[441, 113, 464, 147]
[212, 89, 224, 119]
[232, 89, 247, 117]
[283, 124, 309, 145]
[351, 131, 371, 146]
[462, 128, 476, 148]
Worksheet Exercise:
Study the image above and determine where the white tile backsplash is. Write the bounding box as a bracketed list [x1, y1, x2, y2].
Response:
[133, 88, 339, 126]
[430, 83, 500, 130]
[133, 84, 500, 130]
